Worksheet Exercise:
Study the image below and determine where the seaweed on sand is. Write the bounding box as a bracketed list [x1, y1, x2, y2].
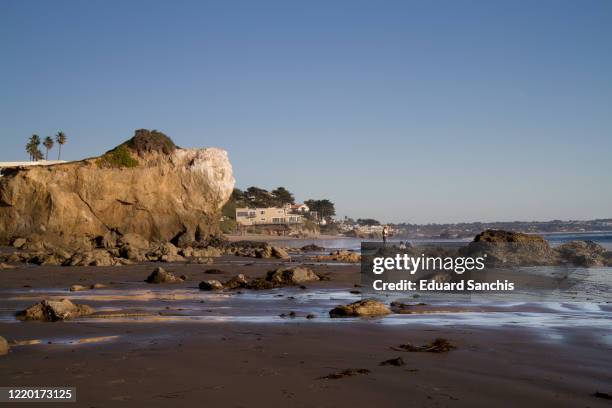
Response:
[391, 338, 456, 353]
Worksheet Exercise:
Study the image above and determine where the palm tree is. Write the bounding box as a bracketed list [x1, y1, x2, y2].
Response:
[33, 146, 43, 161]
[25, 141, 35, 161]
[43, 136, 54, 160]
[55, 131, 66, 160]
[27, 134, 41, 161]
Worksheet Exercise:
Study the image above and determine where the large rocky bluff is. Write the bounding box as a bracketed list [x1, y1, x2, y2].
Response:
[0, 130, 235, 247]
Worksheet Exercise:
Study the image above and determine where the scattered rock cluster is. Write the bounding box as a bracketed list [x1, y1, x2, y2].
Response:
[315, 250, 361, 263]
[226, 241, 290, 260]
[198, 266, 320, 291]
[0, 234, 292, 267]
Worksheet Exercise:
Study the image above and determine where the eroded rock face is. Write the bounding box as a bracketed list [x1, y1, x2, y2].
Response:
[17, 299, 94, 321]
[329, 299, 391, 318]
[0, 129, 234, 246]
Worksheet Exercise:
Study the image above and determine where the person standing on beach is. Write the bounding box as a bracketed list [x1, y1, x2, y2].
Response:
[382, 225, 389, 244]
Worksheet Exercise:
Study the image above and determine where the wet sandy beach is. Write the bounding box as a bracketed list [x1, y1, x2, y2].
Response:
[1, 256, 611, 407]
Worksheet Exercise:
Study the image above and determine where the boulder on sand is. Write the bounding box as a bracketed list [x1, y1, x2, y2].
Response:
[0, 336, 9, 356]
[266, 266, 320, 285]
[329, 299, 391, 318]
[223, 274, 249, 289]
[11, 237, 27, 249]
[271, 246, 290, 260]
[199, 280, 224, 291]
[315, 250, 361, 263]
[145, 267, 184, 284]
[17, 299, 94, 321]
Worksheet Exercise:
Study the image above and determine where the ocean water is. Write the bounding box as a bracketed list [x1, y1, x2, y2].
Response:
[277, 232, 612, 251]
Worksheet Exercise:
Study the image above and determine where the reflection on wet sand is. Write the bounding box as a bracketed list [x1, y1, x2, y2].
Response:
[1, 286, 610, 333]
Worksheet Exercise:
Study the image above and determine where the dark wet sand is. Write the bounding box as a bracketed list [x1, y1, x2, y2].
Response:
[1, 257, 611, 407]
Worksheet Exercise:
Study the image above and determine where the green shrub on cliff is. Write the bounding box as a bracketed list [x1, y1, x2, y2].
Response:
[126, 129, 176, 154]
[96, 145, 139, 168]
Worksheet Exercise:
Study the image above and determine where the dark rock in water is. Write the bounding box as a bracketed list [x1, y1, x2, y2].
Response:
[329, 299, 391, 318]
[199, 280, 224, 291]
[223, 274, 249, 289]
[245, 278, 277, 290]
[145, 267, 184, 284]
[0, 336, 9, 356]
[301, 244, 325, 252]
[266, 266, 320, 285]
[605, 251, 612, 266]
[379, 357, 405, 366]
[17, 299, 94, 321]
[555, 240, 608, 267]
[462, 229, 556, 266]
[474, 229, 547, 244]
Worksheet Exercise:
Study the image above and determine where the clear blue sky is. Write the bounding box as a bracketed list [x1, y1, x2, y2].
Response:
[1, 0, 611, 223]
